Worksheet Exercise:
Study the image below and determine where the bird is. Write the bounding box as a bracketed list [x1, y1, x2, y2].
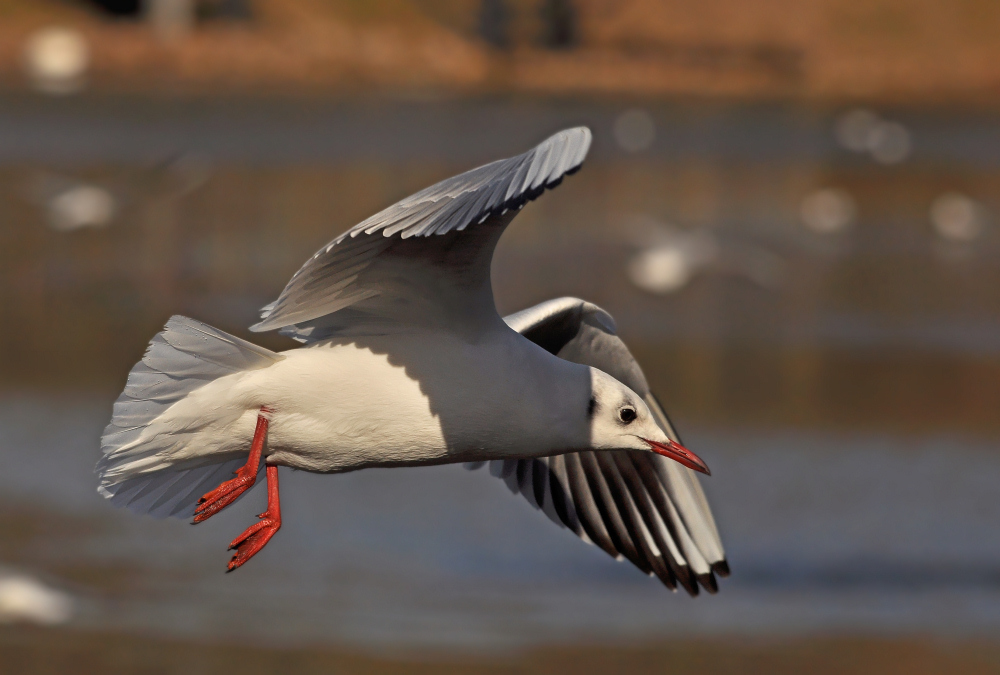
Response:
[96, 127, 728, 593]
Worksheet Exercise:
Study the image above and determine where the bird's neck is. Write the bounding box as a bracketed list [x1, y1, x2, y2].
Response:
[454, 335, 593, 461]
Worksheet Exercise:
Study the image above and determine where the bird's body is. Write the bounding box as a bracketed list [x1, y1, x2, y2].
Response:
[98, 127, 728, 591]
[127, 323, 594, 475]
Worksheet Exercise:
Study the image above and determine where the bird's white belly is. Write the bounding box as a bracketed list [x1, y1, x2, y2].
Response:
[254, 344, 448, 472]
[163, 342, 449, 473]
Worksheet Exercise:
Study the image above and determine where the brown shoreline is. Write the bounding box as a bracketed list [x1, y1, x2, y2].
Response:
[4, 1, 1000, 106]
[3, 625, 1000, 675]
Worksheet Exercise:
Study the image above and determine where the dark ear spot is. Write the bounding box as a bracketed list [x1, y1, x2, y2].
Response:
[587, 397, 597, 419]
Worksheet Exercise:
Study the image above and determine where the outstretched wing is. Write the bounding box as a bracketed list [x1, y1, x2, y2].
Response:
[251, 128, 592, 341]
[468, 297, 728, 595]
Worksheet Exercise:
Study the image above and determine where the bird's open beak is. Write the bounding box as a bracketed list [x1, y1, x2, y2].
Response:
[643, 438, 711, 475]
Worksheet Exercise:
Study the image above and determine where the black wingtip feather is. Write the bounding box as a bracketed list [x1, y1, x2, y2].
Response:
[650, 558, 678, 592]
[548, 469, 574, 530]
[712, 560, 731, 577]
[698, 572, 719, 594]
[524, 184, 546, 202]
[531, 458, 548, 507]
[672, 564, 699, 597]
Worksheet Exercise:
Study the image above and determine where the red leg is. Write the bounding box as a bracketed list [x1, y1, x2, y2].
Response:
[193, 407, 270, 524]
[226, 463, 281, 571]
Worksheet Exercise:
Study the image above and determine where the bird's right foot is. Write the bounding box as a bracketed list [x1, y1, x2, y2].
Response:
[193, 408, 270, 524]
[226, 464, 282, 571]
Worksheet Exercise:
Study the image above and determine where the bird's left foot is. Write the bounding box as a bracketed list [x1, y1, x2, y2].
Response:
[193, 408, 271, 524]
[226, 464, 282, 571]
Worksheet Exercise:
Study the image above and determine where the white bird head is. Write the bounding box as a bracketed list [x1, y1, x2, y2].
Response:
[587, 369, 710, 474]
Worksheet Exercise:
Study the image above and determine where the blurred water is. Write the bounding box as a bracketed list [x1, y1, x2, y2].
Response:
[5, 95, 1000, 167]
[4, 97, 1000, 434]
[3, 95, 1000, 649]
[2, 395, 999, 649]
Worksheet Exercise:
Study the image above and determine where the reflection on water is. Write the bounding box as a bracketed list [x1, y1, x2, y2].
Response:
[2, 96, 1000, 647]
[2, 396, 999, 648]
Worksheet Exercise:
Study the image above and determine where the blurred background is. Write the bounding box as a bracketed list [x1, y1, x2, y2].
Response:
[3, 1, 1000, 673]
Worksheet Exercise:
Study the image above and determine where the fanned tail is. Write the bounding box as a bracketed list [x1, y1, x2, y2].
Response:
[97, 316, 283, 518]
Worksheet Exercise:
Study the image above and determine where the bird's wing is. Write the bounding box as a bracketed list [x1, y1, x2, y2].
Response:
[466, 297, 728, 594]
[250, 128, 592, 340]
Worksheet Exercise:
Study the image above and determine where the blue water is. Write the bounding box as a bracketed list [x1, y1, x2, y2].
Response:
[3, 394, 999, 649]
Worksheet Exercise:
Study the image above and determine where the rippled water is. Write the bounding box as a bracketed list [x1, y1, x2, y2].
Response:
[3, 395, 999, 649]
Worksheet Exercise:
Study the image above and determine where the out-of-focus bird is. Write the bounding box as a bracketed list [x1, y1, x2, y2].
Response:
[96, 128, 727, 593]
[0, 570, 73, 625]
[626, 219, 784, 295]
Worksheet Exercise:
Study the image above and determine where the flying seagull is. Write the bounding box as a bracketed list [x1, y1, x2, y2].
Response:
[97, 127, 727, 593]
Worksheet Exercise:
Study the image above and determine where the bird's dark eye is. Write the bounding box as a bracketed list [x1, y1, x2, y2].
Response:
[619, 407, 637, 424]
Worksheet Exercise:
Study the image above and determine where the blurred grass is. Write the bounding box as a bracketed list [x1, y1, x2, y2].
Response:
[4, 627, 1000, 675]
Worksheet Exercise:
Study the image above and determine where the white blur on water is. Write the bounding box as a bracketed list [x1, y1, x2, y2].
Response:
[626, 218, 716, 293]
[800, 188, 856, 235]
[625, 218, 784, 294]
[613, 109, 656, 153]
[48, 185, 117, 232]
[930, 192, 987, 243]
[0, 572, 74, 626]
[629, 246, 699, 293]
[22, 27, 89, 95]
[835, 108, 912, 165]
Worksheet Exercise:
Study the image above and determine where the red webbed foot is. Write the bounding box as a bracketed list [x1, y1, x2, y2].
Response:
[227, 464, 282, 571]
[193, 409, 270, 524]
[193, 467, 258, 523]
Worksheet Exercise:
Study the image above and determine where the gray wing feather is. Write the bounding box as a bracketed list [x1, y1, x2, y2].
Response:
[102, 458, 249, 518]
[465, 297, 728, 594]
[253, 128, 592, 337]
[98, 316, 283, 517]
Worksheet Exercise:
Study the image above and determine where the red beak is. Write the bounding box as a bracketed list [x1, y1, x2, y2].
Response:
[643, 438, 711, 475]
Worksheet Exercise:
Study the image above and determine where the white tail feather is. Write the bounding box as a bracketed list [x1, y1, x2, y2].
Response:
[97, 316, 283, 518]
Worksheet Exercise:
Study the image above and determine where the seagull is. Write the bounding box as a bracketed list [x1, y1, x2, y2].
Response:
[97, 127, 728, 593]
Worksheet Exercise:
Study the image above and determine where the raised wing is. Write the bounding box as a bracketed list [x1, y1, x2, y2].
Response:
[469, 298, 728, 594]
[251, 128, 592, 341]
